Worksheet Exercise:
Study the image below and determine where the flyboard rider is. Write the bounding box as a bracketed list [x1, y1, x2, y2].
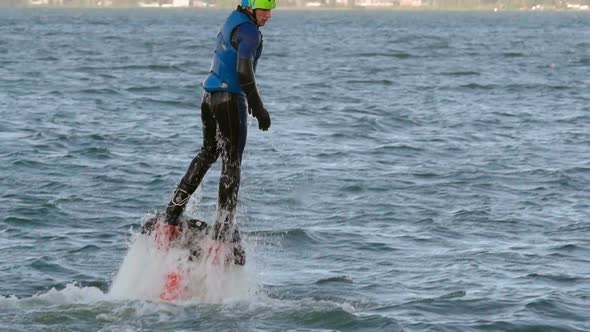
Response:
[143, 0, 275, 266]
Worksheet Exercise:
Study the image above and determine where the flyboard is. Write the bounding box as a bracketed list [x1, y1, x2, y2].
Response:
[141, 213, 245, 301]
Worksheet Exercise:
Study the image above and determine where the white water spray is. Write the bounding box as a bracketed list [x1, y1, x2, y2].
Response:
[108, 220, 257, 304]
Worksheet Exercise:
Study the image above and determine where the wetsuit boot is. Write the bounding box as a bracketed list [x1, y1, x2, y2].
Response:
[211, 221, 245, 265]
[164, 187, 191, 225]
[140, 185, 191, 247]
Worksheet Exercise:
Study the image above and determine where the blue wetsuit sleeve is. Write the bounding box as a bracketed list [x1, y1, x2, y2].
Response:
[236, 23, 261, 61]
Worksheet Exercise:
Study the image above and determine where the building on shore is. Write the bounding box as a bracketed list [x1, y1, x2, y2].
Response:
[29, 0, 114, 6]
[30, 0, 63, 5]
[137, 0, 211, 7]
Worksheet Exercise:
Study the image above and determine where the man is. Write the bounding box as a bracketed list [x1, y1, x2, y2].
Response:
[144, 0, 275, 266]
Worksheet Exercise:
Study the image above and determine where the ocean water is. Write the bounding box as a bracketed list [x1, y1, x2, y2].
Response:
[1, 8, 589, 331]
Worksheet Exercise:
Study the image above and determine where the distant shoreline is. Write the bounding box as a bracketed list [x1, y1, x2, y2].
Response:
[5, 5, 590, 12]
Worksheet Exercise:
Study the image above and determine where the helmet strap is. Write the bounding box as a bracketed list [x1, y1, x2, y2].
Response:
[252, 9, 260, 26]
[241, 6, 258, 26]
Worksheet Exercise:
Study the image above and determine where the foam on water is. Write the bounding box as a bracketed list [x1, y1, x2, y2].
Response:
[1, 227, 258, 308]
[0, 283, 108, 308]
[109, 229, 257, 304]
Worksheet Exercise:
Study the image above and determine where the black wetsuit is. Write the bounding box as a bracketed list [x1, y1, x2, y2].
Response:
[164, 7, 270, 242]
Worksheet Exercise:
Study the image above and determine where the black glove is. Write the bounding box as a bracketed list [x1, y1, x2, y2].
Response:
[250, 106, 271, 131]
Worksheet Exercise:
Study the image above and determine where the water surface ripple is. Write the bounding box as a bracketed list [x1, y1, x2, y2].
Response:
[1, 9, 589, 332]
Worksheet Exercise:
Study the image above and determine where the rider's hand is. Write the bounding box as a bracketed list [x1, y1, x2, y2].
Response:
[251, 106, 271, 131]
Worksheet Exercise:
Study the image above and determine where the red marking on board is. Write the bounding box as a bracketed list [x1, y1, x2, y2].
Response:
[160, 272, 183, 301]
[154, 223, 180, 250]
[208, 242, 222, 266]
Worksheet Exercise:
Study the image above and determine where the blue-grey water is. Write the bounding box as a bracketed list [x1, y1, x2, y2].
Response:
[1, 8, 589, 331]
